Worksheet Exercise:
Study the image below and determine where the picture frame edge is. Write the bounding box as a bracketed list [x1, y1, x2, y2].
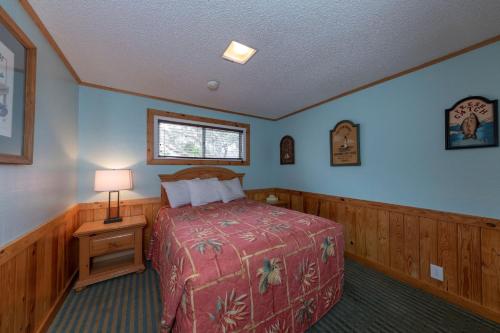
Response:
[0, 7, 37, 165]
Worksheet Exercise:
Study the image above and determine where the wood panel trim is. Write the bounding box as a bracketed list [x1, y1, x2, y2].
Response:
[82, 81, 273, 121]
[270, 187, 500, 323]
[78, 197, 160, 211]
[78, 188, 276, 212]
[0, 205, 80, 333]
[147, 109, 251, 166]
[276, 35, 500, 120]
[16, 0, 500, 122]
[0, 205, 79, 266]
[19, 0, 81, 83]
[2, 187, 497, 332]
[279, 188, 500, 229]
[76, 189, 500, 323]
[20, 0, 273, 120]
[346, 252, 500, 323]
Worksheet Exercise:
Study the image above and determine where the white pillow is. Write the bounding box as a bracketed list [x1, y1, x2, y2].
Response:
[162, 180, 193, 208]
[187, 178, 222, 206]
[217, 178, 246, 203]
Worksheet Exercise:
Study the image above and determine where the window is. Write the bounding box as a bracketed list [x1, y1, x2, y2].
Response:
[147, 109, 250, 165]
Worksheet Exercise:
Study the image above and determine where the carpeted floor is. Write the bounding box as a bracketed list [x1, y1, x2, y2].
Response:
[49, 259, 499, 332]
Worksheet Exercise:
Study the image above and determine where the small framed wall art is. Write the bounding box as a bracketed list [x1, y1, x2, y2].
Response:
[0, 7, 37, 164]
[445, 96, 498, 150]
[280, 135, 295, 164]
[330, 120, 360, 166]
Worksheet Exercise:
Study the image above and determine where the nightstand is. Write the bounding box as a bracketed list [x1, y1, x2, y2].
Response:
[73, 215, 146, 291]
[263, 200, 289, 208]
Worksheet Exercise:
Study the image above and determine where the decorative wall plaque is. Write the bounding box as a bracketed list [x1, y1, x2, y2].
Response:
[280, 135, 294, 165]
[445, 96, 498, 149]
[330, 120, 360, 166]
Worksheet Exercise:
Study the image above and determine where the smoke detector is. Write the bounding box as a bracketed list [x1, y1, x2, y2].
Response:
[207, 80, 219, 91]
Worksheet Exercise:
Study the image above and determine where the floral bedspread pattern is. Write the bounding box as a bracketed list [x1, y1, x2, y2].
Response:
[149, 199, 344, 333]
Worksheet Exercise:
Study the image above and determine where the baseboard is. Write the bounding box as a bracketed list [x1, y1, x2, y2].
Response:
[345, 253, 500, 323]
[36, 271, 78, 333]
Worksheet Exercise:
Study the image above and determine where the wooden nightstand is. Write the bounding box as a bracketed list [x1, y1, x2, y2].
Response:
[73, 215, 147, 291]
[262, 200, 289, 208]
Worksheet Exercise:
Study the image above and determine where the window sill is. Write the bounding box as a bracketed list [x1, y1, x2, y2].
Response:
[146, 158, 250, 166]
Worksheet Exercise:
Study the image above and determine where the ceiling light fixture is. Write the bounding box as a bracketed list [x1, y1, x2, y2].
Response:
[222, 41, 257, 64]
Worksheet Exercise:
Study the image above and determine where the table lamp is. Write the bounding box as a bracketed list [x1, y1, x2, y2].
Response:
[94, 169, 133, 224]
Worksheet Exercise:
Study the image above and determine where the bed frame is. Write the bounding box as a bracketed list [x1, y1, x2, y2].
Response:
[159, 167, 245, 207]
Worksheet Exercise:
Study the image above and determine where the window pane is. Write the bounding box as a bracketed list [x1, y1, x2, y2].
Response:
[205, 127, 241, 159]
[158, 122, 203, 158]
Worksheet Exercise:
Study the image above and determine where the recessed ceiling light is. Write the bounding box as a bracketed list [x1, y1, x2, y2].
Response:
[222, 41, 257, 64]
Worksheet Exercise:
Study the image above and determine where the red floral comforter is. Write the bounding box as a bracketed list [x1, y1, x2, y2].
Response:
[149, 199, 344, 332]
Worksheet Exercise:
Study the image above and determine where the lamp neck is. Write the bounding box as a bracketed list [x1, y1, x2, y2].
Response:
[105, 191, 121, 223]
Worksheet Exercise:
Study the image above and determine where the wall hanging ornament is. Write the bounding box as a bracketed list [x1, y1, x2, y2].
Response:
[445, 96, 498, 150]
[330, 120, 360, 166]
[280, 135, 295, 164]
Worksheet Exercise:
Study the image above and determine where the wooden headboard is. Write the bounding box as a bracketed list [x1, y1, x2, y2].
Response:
[159, 167, 245, 207]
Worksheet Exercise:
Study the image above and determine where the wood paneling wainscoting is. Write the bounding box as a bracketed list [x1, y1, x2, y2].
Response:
[78, 189, 500, 323]
[248, 188, 500, 323]
[1, 189, 498, 332]
[0, 206, 80, 333]
[0, 199, 161, 333]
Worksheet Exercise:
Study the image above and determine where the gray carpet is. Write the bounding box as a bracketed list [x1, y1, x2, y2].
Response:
[310, 260, 499, 333]
[49, 259, 499, 332]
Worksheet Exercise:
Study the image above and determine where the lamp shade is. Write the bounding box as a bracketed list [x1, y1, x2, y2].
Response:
[94, 169, 133, 192]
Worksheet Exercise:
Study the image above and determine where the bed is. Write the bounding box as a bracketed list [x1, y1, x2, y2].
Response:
[149, 167, 344, 332]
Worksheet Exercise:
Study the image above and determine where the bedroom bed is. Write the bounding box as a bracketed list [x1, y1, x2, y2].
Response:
[148, 167, 344, 332]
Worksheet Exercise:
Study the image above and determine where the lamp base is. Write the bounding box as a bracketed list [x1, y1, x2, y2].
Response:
[104, 217, 123, 224]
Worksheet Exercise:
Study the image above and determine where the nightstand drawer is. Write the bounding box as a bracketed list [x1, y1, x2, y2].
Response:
[90, 230, 135, 257]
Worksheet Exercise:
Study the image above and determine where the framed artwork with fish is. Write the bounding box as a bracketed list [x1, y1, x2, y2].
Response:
[445, 96, 498, 150]
[330, 120, 360, 166]
[0, 8, 37, 164]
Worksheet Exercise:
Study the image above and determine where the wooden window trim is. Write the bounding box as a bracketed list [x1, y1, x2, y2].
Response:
[0, 7, 37, 164]
[147, 109, 250, 165]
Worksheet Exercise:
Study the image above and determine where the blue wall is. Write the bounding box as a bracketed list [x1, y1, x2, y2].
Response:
[273, 42, 500, 219]
[0, 1, 79, 246]
[79, 42, 500, 218]
[78, 86, 275, 202]
[2, 0, 498, 248]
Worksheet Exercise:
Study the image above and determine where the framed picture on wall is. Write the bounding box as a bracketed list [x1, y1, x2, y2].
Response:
[0, 8, 37, 164]
[330, 120, 360, 166]
[445, 96, 498, 150]
[280, 135, 294, 164]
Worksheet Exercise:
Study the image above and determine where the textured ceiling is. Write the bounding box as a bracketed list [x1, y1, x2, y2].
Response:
[28, 0, 500, 119]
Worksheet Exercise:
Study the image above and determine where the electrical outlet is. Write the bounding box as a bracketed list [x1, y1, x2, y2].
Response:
[430, 264, 444, 281]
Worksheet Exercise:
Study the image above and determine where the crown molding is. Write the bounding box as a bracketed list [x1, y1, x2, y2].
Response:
[19, 0, 274, 121]
[19, 0, 81, 83]
[277, 34, 500, 120]
[18, 1, 500, 122]
[80, 81, 274, 121]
